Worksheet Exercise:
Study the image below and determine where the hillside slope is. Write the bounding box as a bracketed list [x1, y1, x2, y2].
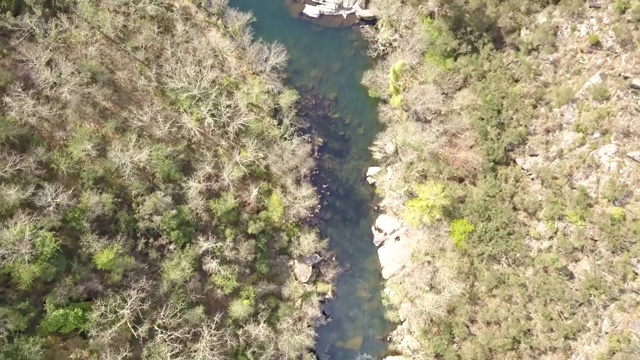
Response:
[363, 0, 640, 358]
[0, 1, 329, 359]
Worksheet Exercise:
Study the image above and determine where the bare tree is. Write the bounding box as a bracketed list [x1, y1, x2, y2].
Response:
[0, 212, 40, 267]
[33, 183, 76, 215]
[89, 278, 153, 343]
[188, 316, 230, 360]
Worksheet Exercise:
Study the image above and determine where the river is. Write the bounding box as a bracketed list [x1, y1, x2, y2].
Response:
[228, 0, 391, 358]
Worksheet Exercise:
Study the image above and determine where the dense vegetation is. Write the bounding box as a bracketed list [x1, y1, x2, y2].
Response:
[364, 0, 640, 358]
[0, 0, 332, 359]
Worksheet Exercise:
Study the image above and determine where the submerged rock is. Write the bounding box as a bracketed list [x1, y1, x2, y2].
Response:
[336, 335, 363, 350]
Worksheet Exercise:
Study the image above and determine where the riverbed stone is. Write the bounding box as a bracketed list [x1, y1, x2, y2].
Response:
[293, 260, 313, 283]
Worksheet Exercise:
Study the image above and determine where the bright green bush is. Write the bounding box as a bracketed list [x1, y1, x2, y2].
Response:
[40, 303, 90, 334]
[403, 181, 450, 227]
[449, 218, 474, 249]
[228, 298, 253, 320]
[266, 191, 285, 223]
[389, 60, 407, 96]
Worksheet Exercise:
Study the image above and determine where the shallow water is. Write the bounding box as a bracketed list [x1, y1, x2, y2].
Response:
[228, 1, 390, 358]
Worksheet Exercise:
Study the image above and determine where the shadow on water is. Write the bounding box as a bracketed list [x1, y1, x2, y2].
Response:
[228, 0, 391, 358]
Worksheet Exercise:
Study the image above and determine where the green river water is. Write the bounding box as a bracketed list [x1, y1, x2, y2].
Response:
[228, 1, 391, 358]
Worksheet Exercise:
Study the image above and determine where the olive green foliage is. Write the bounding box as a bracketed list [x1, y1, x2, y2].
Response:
[0, 0, 324, 358]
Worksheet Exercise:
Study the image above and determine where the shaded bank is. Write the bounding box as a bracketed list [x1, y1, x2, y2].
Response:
[228, 0, 391, 358]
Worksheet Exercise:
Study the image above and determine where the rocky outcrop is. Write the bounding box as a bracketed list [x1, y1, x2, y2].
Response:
[372, 214, 401, 244]
[371, 215, 417, 279]
[301, 0, 375, 20]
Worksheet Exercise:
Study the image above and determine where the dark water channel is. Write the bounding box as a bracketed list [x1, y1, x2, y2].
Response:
[228, 1, 390, 358]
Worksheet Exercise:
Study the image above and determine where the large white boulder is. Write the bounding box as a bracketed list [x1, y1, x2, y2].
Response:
[375, 214, 401, 235]
[378, 238, 411, 279]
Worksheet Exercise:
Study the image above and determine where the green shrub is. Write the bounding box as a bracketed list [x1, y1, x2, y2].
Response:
[390, 94, 403, 108]
[608, 207, 625, 222]
[0, 335, 45, 360]
[602, 177, 629, 203]
[587, 34, 601, 47]
[40, 303, 90, 334]
[403, 181, 451, 227]
[93, 243, 134, 283]
[266, 191, 285, 223]
[2, 231, 61, 290]
[565, 211, 586, 227]
[588, 83, 610, 101]
[632, 3, 640, 22]
[150, 146, 183, 183]
[614, 0, 631, 14]
[389, 60, 407, 96]
[549, 85, 575, 107]
[161, 247, 197, 288]
[0, 68, 13, 91]
[211, 270, 240, 294]
[449, 218, 474, 249]
[210, 191, 240, 225]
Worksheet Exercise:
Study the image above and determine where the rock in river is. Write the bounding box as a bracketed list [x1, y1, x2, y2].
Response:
[366, 166, 381, 184]
[366, 166, 381, 177]
[336, 335, 363, 350]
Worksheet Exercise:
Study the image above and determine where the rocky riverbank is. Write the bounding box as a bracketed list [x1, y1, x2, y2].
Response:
[284, 0, 375, 27]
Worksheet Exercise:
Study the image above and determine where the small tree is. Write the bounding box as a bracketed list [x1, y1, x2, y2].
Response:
[403, 181, 451, 227]
[40, 302, 90, 334]
[161, 206, 196, 247]
[93, 243, 135, 283]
